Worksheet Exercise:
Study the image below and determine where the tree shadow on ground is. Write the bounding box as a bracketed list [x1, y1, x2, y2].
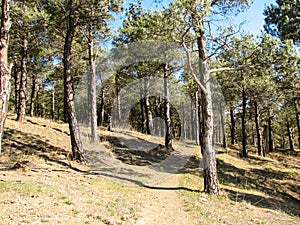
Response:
[217, 158, 300, 216]
[101, 133, 299, 216]
[2, 127, 299, 217]
[103, 135, 174, 166]
[26, 119, 70, 136]
[1, 128, 70, 167]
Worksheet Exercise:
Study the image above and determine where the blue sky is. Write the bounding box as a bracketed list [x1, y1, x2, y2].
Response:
[234, 0, 276, 35]
[116, 0, 277, 36]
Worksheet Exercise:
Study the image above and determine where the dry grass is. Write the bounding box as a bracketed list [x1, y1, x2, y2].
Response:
[178, 145, 300, 225]
[0, 114, 299, 224]
[0, 114, 142, 224]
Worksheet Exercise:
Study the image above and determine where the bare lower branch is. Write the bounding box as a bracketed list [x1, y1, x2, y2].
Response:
[182, 40, 207, 95]
[210, 65, 255, 73]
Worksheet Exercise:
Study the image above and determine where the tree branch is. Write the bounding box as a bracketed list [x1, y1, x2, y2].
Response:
[210, 65, 255, 73]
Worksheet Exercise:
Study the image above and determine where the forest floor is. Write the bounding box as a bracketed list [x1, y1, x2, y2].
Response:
[0, 114, 299, 225]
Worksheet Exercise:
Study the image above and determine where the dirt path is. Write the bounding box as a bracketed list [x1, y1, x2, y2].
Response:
[135, 174, 198, 225]
[85, 128, 200, 224]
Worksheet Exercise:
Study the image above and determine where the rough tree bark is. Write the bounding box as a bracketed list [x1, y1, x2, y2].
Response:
[29, 73, 37, 117]
[268, 115, 274, 152]
[195, 90, 200, 145]
[0, 0, 12, 153]
[164, 63, 172, 149]
[144, 77, 153, 135]
[190, 98, 195, 140]
[51, 80, 55, 120]
[293, 100, 300, 148]
[63, 0, 85, 162]
[181, 14, 219, 195]
[229, 104, 235, 145]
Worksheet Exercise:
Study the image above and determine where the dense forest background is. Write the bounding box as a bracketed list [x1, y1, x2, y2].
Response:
[0, 0, 299, 197]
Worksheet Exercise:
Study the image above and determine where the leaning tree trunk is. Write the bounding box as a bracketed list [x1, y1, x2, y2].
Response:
[0, 0, 12, 153]
[164, 63, 172, 149]
[17, 37, 28, 122]
[63, 0, 85, 162]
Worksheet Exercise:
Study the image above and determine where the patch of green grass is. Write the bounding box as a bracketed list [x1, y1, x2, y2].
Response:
[87, 199, 93, 204]
[60, 196, 73, 205]
[129, 207, 135, 214]
[72, 208, 80, 215]
[107, 202, 116, 216]
[0, 181, 43, 195]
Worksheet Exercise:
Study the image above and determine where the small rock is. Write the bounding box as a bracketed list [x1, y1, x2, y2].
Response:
[102, 218, 115, 225]
[121, 214, 130, 221]
[199, 197, 207, 202]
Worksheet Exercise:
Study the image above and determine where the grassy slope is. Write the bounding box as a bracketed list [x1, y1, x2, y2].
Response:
[0, 114, 299, 224]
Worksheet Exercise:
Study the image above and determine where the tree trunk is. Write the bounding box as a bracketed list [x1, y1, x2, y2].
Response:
[88, 24, 97, 142]
[63, 0, 85, 162]
[287, 120, 295, 151]
[144, 76, 152, 134]
[219, 102, 227, 148]
[190, 98, 195, 140]
[293, 100, 300, 149]
[160, 97, 164, 137]
[198, 89, 202, 147]
[254, 101, 263, 156]
[0, 0, 12, 153]
[195, 33, 219, 196]
[164, 63, 172, 149]
[195, 90, 200, 145]
[241, 72, 248, 157]
[229, 104, 235, 145]
[17, 37, 28, 122]
[99, 88, 105, 126]
[115, 73, 121, 123]
[34, 85, 41, 117]
[181, 100, 186, 139]
[268, 116, 274, 152]
[13, 59, 19, 113]
[263, 125, 269, 155]
[29, 73, 37, 117]
[154, 97, 161, 136]
[51, 81, 55, 120]
[139, 81, 146, 133]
